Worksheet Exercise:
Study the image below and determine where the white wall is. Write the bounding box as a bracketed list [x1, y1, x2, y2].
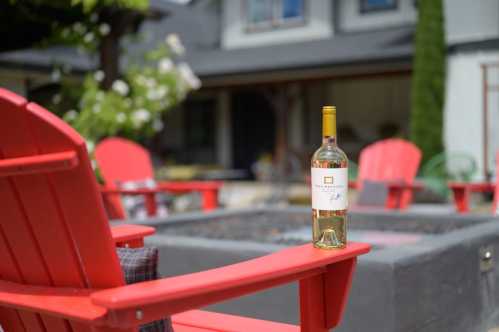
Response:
[444, 51, 499, 181]
[222, 0, 333, 49]
[336, 0, 416, 32]
[445, 0, 499, 44]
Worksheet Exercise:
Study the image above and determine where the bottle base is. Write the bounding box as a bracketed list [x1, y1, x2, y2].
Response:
[313, 242, 346, 250]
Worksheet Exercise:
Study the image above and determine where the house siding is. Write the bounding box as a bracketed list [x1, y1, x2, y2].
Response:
[444, 50, 499, 181]
[445, 0, 499, 45]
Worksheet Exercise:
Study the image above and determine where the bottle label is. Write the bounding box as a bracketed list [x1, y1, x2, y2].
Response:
[311, 167, 348, 210]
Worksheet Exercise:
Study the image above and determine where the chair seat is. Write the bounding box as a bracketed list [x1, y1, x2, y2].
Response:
[173, 310, 299, 332]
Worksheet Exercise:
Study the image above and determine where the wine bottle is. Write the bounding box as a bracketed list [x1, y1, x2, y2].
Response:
[311, 106, 348, 249]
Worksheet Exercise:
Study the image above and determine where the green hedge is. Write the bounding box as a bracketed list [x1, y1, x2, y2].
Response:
[410, 0, 446, 164]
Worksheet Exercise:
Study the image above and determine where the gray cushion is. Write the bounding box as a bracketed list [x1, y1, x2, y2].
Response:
[117, 247, 174, 332]
[356, 180, 389, 206]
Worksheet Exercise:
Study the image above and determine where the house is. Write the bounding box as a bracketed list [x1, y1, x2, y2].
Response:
[1, 0, 498, 180]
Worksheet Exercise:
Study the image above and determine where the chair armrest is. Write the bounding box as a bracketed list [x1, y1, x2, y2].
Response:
[111, 224, 156, 247]
[100, 187, 162, 195]
[0, 280, 107, 324]
[100, 182, 223, 195]
[156, 181, 223, 193]
[91, 243, 370, 327]
[448, 182, 495, 213]
[386, 180, 424, 191]
[448, 182, 495, 193]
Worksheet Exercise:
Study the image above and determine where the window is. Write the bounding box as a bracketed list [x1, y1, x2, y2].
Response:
[246, 0, 305, 31]
[360, 0, 397, 13]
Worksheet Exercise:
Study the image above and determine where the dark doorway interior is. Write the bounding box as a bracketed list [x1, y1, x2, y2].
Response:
[183, 98, 216, 163]
[231, 90, 276, 177]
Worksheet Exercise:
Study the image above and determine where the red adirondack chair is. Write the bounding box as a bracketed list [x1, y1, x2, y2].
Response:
[0, 88, 370, 331]
[449, 151, 499, 214]
[351, 138, 423, 210]
[95, 137, 222, 219]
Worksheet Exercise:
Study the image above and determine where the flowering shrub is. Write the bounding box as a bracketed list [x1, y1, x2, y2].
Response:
[63, 33, 200, 151]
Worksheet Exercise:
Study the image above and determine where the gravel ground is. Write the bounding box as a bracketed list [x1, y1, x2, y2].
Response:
[159, 211, 312, 245]
[154, 207, 496, 245]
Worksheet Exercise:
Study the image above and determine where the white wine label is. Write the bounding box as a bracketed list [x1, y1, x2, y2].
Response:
[311, 167, 348, 210]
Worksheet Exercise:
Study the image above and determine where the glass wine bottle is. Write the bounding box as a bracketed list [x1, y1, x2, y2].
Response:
[311, 106, 348, 249]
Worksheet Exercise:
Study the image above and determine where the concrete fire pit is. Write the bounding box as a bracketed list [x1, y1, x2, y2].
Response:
[120, 207, 499, 332]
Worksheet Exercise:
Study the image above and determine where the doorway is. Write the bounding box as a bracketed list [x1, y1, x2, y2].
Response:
[231, 90, 276, 177]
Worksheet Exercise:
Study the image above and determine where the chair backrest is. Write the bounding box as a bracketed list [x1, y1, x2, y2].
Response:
[494, 151, 499, 214]
[357, 138, 422, 206]
[0, 89, 126, 332]
[358, 138, 422, 184]
[95, 137, 154, 185]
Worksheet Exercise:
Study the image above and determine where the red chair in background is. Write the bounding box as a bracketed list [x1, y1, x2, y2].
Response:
[95, 137, 222, 219]
[449, 151, 498, 214]
[351, 138, 423, 210]
[0, 88, 370, 332]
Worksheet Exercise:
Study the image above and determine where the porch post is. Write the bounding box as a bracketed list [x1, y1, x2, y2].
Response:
[216, 91, 232, 168]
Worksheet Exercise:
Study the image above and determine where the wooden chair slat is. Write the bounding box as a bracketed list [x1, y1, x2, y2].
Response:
[0, 151, 78, 177]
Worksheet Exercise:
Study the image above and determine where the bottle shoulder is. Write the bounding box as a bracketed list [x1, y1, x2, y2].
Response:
[311, 145, 348, 167]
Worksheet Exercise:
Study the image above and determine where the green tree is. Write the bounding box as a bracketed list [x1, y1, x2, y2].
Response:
[2, 0, 150, 87]
[410, 0, 446, 163]
[2, 0, 200, 150]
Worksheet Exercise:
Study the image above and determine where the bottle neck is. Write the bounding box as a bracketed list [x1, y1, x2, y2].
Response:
[322, 136, 337, 146]
[322, 111, 337, 146]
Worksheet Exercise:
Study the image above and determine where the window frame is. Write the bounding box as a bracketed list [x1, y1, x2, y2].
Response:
[359, 0, 398, 14]
[244, 0, 307, 33]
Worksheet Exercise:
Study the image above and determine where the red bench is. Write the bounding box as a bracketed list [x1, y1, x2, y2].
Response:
[449, 151, 498, 214]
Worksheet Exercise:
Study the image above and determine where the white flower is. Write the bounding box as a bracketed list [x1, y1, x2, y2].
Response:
[136, 76, 157, 88]
[165, 33, 185, 55]
[132, 109, 151, 125]
[145, 78, 157, 88]
[158, 58, 174, 73]
[153, 119, 164, 132]
[65, 110, 78, 121]
[52, 93, 62, 104]
[94, 70, 105, 82]
[72, 22, 85, 34]
[177, 62, 201, 90]
[51, 68, 61, 82]
[112, 80, 129, 96]
[92, 104, 101, 114]
[86, 140, 95, 153]
[83, 32, 94, 43]
[99, 23, 110, 36]
[116, 113, 127, 123]
[147, 86, 169, 100]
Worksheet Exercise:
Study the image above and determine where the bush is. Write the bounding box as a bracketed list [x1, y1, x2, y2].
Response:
[410, 0, 446, 163]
